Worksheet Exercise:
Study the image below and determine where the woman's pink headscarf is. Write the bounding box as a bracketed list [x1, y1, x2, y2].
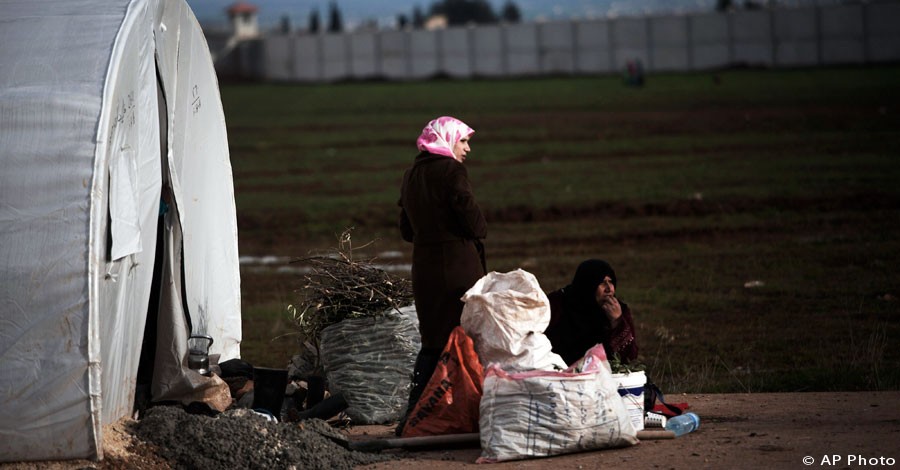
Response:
[416, 116, 474, 161]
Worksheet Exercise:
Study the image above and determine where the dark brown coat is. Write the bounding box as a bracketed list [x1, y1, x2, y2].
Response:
[399, 152, 487, 350]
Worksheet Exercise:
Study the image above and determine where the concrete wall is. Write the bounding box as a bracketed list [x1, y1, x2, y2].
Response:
[507, 23, 539, 75]
[820, 4, 864, 64]
[690, 13, 730, 69]
[231, 2, 900, 82]
[574, 20, 613, 73]
[349, 32, 378, 79]
[651, 16, 690, 71]
[867, 2, 900, 62]
[442, 28, 473, 78]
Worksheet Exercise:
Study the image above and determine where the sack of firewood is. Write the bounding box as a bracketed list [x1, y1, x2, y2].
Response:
[319, 305, 420, 424]
[288, 229, 419, 424]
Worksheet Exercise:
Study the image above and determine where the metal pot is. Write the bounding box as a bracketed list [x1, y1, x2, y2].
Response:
[188, 334, 214, 376]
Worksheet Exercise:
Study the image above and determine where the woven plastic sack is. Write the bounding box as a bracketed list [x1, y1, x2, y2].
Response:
[460, 269, 566, 372]
[478, 344, 638, 463]
[319, 305, 420, 424]
[402, 327, 484, 437]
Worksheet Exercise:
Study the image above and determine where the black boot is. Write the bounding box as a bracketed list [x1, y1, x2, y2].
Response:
[395, 349, 441, 436]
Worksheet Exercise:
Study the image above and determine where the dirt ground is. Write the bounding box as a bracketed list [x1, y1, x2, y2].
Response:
[346, 391, 900, 469]
[3, 391, 898, 469]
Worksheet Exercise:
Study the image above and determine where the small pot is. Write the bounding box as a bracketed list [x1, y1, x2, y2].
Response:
[188, 334, 214, 376]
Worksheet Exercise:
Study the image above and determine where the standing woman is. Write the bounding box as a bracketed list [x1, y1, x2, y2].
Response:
[396, 116, 487, 434]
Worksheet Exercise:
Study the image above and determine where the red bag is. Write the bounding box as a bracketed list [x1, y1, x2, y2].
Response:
[645, 381, 690, 417]
[401, 327, 484, 437]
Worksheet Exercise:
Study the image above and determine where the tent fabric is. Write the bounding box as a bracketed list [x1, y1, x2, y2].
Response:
[0, 0, 241, 462]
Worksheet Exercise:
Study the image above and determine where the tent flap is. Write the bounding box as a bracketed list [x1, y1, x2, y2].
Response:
[110, 146, 143, 260]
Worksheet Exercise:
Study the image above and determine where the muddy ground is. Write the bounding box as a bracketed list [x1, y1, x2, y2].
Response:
[3, 391, 898, 469]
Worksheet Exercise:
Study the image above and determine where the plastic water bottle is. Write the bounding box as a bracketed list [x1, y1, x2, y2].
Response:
[665, 412, 700, 437]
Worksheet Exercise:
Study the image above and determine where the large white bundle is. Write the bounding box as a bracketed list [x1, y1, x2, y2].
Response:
[460, 269, 566, 372]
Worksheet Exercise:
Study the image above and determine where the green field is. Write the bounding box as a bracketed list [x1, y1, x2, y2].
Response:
[225, 66, 900, 393]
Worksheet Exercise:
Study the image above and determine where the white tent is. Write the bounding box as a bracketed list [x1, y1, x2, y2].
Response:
[0, 0, 242, 461]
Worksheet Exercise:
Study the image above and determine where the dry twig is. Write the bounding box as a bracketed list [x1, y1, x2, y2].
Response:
[287, 229, 412, 361]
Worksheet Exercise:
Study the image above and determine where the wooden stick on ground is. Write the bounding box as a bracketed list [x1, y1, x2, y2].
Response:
[350, 433, 481, 452]
[637, 429, 676, 440]
[349, 429, 677, 453]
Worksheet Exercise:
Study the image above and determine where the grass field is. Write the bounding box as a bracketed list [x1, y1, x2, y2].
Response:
[224, 66, 900, 393]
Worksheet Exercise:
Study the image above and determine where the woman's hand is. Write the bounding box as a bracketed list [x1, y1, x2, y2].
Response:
[601, 296, 622, 326]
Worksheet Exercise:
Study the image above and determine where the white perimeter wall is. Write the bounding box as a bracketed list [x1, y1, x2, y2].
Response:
[247, 2, 900, 82]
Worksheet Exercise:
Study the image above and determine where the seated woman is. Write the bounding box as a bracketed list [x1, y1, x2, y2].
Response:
[544, 259, 638, 366]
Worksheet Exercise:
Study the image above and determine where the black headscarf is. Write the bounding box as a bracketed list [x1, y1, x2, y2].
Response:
[566, 259, 617, 309]
[546, 259, 621, 365]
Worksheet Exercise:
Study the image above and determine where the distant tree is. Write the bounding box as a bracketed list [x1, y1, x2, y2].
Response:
[500, 1, 521, 23]
[309, 8, 320, 33]
[430, 0, 498, 26]
[412, 5, 426, 28]
[743, 0, 763, 9]
[328, 1, 344, 33]
[279, 14, 291, 34]
[397, 14, 409, 29]
[716, 0, 734, 11]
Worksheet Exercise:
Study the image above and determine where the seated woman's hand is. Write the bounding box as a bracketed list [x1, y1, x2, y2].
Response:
[601, 296, 622, 324]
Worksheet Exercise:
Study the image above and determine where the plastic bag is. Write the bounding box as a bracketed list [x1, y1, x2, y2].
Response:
[478, 344, 638, 463]
[460, 269, 567, 372]
[319, 305, 420, 424]
[401, 326, 484, 437]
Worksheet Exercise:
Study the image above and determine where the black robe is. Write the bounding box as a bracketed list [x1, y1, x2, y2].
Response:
[543, 259, 638, 365]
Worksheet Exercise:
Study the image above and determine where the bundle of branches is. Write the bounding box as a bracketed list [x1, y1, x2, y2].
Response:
[288, 229, 413, 353]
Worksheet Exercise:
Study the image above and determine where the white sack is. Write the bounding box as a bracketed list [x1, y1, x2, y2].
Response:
[478, 344, 639, 463]
[460, 269, 566, 372]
